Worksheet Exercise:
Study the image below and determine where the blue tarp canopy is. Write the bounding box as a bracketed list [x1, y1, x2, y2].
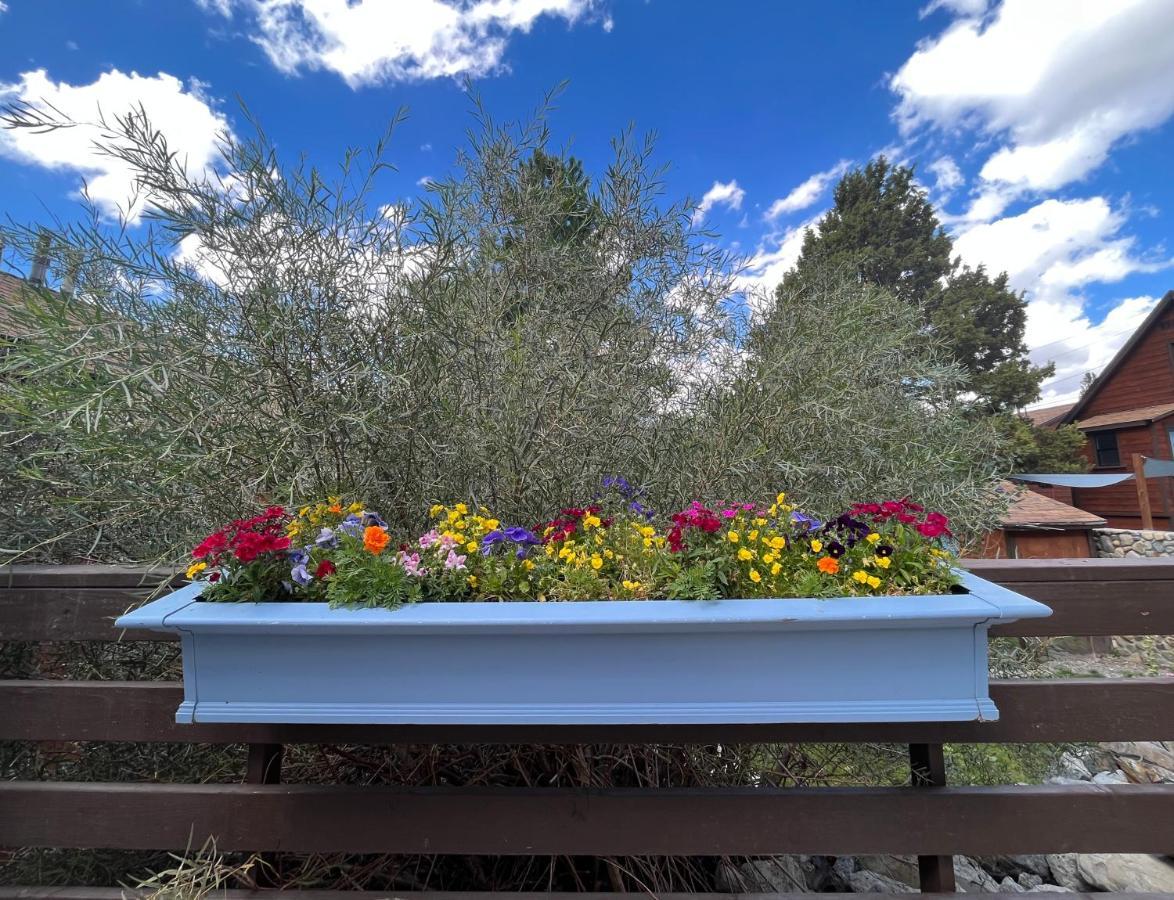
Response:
[1011, 473, 1133, 488]
[1013, 459, 1174, 487]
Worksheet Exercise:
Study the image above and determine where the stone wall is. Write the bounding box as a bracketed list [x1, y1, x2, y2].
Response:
[1092, 527, 1174, 557]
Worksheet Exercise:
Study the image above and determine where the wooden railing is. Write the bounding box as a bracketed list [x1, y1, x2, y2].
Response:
[2, 558, 1173, 898]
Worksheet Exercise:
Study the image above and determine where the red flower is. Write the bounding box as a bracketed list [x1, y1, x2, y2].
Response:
[193, 530, 227, 560]
[916, 511, 951, 539]
[315, 560, 336, 579]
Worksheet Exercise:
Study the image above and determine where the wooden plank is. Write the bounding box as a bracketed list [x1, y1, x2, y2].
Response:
[909, 743, 955, 892]
[963, 557, 1174, 582]
[2, 781, 1172, 855]
[2, 560, 1171, 642]
[0, 588, 172, 642]
[3, 583, 1170, 642]
[3, 678, 1172, 745]
[4, 892, 1168, 900]
[988, 580, 1174, 636]
[0, 565, 177, 589]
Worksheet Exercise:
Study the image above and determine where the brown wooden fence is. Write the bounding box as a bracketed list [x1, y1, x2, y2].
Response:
[2, 558, 1174, 898]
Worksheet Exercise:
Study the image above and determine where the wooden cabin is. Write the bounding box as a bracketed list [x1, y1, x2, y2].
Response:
[1061, 290, 1174, 528]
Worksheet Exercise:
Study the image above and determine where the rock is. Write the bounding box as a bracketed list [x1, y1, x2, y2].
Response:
[732, 857, 813, 893]
[998, 875, 1027, 892]
[847, 869, 916, 893]
[1091, 768, 1128, 784]
[1056, 751, 1092, 781]
[831, 855, 858, 889]
[953, 855, 1002, 892]
[1045, 854, 1089, 891]
[1017, 872, 1044, 889]
[1027, 885, 1074, 893]
[1076, 853, 1174, 893]
[854, 855, 918, 889]
[1102, 740, 1174, 783]
[985, 854, 1052, 882]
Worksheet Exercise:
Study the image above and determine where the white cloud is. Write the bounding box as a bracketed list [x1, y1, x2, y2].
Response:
[733, 216, 819, 316]
[692, 179, 745, 226]
[0, 2, 9, 13]
[892, 0, 1174, 195]
[925, 155, 963, 196]
[920, 0, 987, 18]
[201, 0, 603, 87]
[1026, 295, 1159, 406]
[0, 69, 230, 222]
[416, 174, 435, 187]
[952, 196, 1172, 405]
[763, 160, 849, 221]
[952, 197, 1165, 295]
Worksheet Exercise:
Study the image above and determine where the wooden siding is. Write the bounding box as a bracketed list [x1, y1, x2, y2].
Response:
[1076, 422, 1174, 524]
[1081, 307, 1174, 417]
[972, 528, 1093, 559]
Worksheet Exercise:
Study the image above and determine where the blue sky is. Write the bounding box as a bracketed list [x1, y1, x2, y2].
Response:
[1, 0, 1172, 406]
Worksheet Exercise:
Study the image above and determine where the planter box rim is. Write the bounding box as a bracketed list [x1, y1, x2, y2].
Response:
[117, 570, 1050, 635]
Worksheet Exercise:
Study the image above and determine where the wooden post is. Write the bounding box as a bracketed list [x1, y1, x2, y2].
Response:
[910, 742, 957, 892]
[1132, 453, 1154, 530]
[245, 742, 283, 887]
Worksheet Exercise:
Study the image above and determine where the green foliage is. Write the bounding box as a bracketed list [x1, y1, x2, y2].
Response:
[0, 98, 1010, 564]
[997, 414, 1089, 474]
[324, 543, 421, 609]
[774, 156, 1052, 413]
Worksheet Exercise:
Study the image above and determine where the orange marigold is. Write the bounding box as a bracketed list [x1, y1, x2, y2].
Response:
[363, 525, 390, 555]
[816, 556, 839, 575]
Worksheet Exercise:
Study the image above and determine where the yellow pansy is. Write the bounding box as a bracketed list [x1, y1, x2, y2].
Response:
[767, 536, 786, 550]
[867, 575, 881, 589]
[763, 552, 776, 565]
[522, 559, 535, 571]
[727, 531, 740, 543]
[810, 539, 823, 553]
[754, 517, 767, 527]
[466, 541, 478, 554]
[748, 530, 759, 542]
[349, 502, 364, 513]
[776, 492, 786, 506]
[737, 547, 754, 561]
[852, 570, 869, 584]
[749, 568, 762, 583]
[590, 555, 603, 570]
[643, 537, 653, 548]
[185, 561, 207, 580]
[770, 562, 782, 576]
[467, 575, 478, 587]
[877, 556, 891, 569]
[583, 514, 602, 529]
[866, 532, 880, 544]
[454, 502, 468, 514]
[622, 580, 642, 591]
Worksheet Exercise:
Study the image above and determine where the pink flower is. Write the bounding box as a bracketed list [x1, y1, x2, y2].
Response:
[438, 534, 457, 551]
[444, 549, 467, 571]
[397, 550, 428, 577]
[418, 529, 440, 549]
[721, 508, 737, 518]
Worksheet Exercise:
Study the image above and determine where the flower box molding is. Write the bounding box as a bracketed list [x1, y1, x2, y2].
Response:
[117, 570, 1050, 725]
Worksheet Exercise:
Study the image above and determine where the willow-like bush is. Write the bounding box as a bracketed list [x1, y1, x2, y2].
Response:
[0, 96, 1007, 564]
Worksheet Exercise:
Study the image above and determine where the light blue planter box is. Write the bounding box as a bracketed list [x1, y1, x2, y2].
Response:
[116, 571, 1049, 725]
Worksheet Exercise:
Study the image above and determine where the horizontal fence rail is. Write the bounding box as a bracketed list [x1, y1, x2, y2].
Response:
[3, 782, 1173, 856]
[2, 677, 1173, 744]
[2, 558, 1174, 897]
[6, 559, 1173, 643]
